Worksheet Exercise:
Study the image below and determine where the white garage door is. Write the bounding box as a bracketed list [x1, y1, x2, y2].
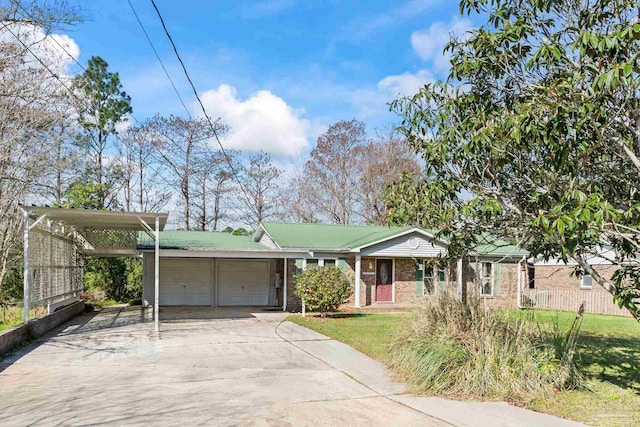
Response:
[160, 259, 213, 306]
[217, 260, 270, 306]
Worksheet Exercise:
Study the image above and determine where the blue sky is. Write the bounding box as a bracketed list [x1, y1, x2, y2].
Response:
[63, 0, 475, 160]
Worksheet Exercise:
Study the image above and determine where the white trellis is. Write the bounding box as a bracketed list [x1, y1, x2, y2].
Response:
[26, 222, 84, 312]
[19, 207, 167, 331]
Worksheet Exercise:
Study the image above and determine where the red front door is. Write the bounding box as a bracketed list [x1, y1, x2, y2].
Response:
[376, 259, 393, 302]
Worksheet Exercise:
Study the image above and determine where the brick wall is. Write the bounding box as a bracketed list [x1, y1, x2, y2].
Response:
[285, 256, 524, 311]
[461, 259, 522, 309]
[394, 258, 419, 303]
[285, 258, 301, 311]
[532, 265, 615, 293]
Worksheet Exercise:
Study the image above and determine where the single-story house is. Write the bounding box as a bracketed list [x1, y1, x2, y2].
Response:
[524, 248, 633, 316]
[138, 222, 529, 311]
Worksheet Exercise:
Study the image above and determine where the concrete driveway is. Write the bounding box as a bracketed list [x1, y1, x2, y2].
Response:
[0, 307, 583, 426]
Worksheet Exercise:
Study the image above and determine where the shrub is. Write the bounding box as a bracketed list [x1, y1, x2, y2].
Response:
[389, 292, 582, 403]
[294, 266, 352, 316]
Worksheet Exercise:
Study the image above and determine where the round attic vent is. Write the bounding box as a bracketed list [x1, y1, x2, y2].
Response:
[407, 236, 420, 249]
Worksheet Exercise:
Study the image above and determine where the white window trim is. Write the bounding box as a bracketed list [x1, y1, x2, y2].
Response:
[479, 261, 495, 297]
[580, 274, 593, 290]
[303, 257, 339, 270]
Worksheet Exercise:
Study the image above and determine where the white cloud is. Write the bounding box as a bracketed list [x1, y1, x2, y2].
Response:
[199, 84, 310, 157]
[350, 69, 434, 119]
[378, 69, 435, 98]
[410, 17, 473, 73]
[0, 23, 80, 77]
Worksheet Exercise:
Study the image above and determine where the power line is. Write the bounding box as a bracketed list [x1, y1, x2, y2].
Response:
[12, 2, 197, 161]
[2, 22, 174, 207]
[125, 0, 193, 120]
[148, 0, 254, 209]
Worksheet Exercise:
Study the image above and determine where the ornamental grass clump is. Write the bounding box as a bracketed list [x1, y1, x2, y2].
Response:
[294, 266, 352, 317]
[389, 292, 582, 403]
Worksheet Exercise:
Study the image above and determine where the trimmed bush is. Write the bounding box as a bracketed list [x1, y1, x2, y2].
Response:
[294, 266, 352, 316]
[389, 292, 582, 403]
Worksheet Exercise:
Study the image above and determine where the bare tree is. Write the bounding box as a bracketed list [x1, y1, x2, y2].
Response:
[297, 119, 366, 224]
[355, 129, 420, 225]
[236, 151, 282, 228]
[115, 124, 171, 212]
[148, 115, 227, 229]
[0, 0, 81, 294]
[191, 150, 239, 231]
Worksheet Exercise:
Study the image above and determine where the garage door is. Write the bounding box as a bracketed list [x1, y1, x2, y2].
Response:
[217, 260, 270, 306]
[160, 259, 213, 306]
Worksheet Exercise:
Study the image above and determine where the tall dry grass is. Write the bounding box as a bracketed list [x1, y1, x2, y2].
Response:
[389, 292, 582, 403]
[0, 304, 47, 331]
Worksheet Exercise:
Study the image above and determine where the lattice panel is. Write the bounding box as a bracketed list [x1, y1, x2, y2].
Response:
[79, 228, 138, 251]
[28, 226, 84, 307]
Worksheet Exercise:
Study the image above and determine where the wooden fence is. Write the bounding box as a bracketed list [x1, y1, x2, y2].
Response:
[521, 289, 632, 317]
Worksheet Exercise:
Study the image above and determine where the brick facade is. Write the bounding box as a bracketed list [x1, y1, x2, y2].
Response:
[283, 255, 525, 312]
[531, 264, 615, 293]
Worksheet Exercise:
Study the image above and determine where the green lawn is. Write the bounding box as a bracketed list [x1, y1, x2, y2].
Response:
[288, 310, 640, 426]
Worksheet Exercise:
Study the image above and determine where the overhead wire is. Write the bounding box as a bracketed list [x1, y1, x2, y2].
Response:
[125, 0, 193, 120]
[147, 0, 255, 210]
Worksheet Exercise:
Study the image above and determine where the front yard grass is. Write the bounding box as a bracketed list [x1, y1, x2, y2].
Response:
[288, 310, 640, 426]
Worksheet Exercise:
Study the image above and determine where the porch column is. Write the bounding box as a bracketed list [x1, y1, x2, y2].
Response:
[354, 254, 361, 308]
[154, 216, 160, 332]
[283, 257, 288, 312]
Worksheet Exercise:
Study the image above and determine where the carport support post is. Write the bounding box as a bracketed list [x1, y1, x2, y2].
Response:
[354, 255, 361, 308]
[154, 216, 160, 332]
[22, 209, 29, 324]
[283, 257, 288, 312]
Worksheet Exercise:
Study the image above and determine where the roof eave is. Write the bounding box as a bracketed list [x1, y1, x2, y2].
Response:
[349, 227, 446, 251]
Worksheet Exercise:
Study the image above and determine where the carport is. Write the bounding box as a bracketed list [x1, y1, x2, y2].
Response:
[19, 206, 168, 331]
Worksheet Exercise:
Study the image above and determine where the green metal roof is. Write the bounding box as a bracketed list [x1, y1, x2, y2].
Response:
[138, 231, 269, 251]
[470, 234, 529, 257]
[136, 224, 529, 256]
[260, 222, 434, 250]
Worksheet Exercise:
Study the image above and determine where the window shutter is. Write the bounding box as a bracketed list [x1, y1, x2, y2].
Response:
[438, 268, 446, 292]
[294, 259, 303, 275]
[338, 258, 348, 271]
[493, 262, 501, 296]
[415, 261, 424, 296]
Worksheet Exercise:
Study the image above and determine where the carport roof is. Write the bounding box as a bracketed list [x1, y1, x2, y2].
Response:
[138, 230, 270, 251]
[23, 206, 168, 231]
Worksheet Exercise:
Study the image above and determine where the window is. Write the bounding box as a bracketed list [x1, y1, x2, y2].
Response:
[303, 258, 338, 270]
[480, 262, 494, 296]
[305, 259, 319, 270]
[580, 274, 592, 289]
[423, 263, 435, 295]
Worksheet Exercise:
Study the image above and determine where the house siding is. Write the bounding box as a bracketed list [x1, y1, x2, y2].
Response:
[259, 233, 279, 250]
[359, 232, 446, 257]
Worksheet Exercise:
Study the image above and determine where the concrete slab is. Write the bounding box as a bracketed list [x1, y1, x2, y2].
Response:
[0, 306, 585, 426]
[291, 338, 406, 396]
[0, 306, 445, 426]
[389, 395, 587, 427]
[275, 321, 331, 341]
